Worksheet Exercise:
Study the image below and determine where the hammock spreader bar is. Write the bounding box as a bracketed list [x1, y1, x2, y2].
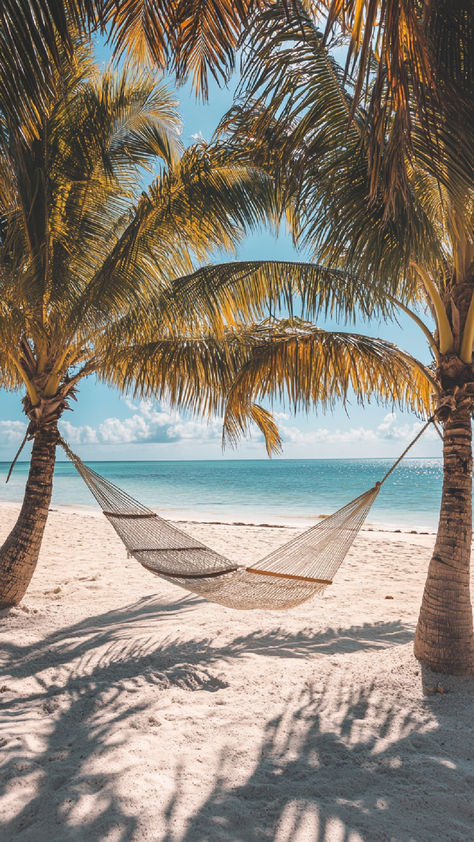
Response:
[57, 417, 434, 611]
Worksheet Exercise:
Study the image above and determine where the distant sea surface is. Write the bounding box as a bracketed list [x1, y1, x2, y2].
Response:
[0, 458, 450, 531]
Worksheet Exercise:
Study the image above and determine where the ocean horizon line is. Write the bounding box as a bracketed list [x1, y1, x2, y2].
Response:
[1, 455, 444, 465]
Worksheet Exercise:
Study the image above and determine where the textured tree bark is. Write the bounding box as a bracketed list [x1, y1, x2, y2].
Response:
[0, 424, 58, 607]
[414, 404, 474, 674]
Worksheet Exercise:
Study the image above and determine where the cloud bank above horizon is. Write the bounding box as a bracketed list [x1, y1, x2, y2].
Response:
[0, 399, 440, 461]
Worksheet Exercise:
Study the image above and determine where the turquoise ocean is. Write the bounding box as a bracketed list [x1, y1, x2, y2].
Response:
[0, 458, 448, 531]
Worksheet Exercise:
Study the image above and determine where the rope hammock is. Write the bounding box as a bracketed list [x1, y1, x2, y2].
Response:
[58, 418, 433, 610]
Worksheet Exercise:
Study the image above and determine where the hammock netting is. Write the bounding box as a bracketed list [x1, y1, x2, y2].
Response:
[60, 438, 381, 609]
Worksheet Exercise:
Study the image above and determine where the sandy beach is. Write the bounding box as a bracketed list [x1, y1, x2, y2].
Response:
[0, 501, 473, 841]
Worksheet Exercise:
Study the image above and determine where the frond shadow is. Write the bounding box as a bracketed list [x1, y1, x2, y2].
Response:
[161, 673, 474, 842]
[0, 597, 421, 840]
[227, 620, 413, 658]
[0, 595, 222, 841]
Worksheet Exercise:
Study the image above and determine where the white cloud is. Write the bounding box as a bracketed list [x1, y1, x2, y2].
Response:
[0, 419, 27, 444]
[167, 416, 223, 441]
[124, 397, 139, 411]
[278, 413, 438, 447]
[0, 406, 436, 457]
[59, 420, 98, 444]
[58, 401, 225, 447]
[279, 424, 377, 445]
[98, 414, 150, 444]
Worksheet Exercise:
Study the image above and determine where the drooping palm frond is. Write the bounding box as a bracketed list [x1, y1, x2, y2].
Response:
[1, 0, 256, 124]
[62, 142, 283, 334]
[312, 0, 473, 210]
[0, 53, 183, 339]
[157, 258, 401, 332]
[96, 317, 435, 456]
[0, 300, 26, 390]
[104, 0, 257, 98]
[94, 322, 283, 449]
[0, 2, 105, 141]
[221, 0, 472, 316]
[225, 1, 472, 224]
[220, 7, 436, 295]
[222, 319, 436, 453]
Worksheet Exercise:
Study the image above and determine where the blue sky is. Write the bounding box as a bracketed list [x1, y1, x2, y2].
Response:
[0, 50, 441, 462]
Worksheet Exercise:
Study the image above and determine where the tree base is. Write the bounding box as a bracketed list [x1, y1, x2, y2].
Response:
[414, 404, 474, 676]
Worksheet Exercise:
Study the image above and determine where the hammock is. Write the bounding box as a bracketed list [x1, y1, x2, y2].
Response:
[58, 419, 432, 610]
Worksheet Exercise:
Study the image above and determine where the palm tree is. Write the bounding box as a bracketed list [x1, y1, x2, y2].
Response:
[0, 40, 283, 607]
[217, 2, 473, 674]
[1, 35, 430, 608]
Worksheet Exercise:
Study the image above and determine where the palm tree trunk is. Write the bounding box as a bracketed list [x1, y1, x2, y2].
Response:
[414, 404, 474, 674]
[0, 424, 58, 607]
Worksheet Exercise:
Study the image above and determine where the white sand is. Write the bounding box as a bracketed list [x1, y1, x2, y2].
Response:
[0, 502, 473, 841]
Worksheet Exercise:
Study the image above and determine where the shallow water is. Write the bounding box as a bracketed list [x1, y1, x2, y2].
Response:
[0, 457, 447, 530]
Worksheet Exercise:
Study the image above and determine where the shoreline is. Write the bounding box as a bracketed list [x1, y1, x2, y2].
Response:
[0, 499, 438, 536]
[0, 455, 445, 534]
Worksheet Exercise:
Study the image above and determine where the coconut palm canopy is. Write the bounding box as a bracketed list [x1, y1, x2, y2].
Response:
[0, 0, 252, 142]
[218, 2, 472, 384]
[2, 1, 471, 216]
[0, 39, 285, 435]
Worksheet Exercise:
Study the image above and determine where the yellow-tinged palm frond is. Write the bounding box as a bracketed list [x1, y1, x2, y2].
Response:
[95, 318, 435, 457]
[104, 0, 257, 98]
[88, 255, 399, 359]
[221, 1, 471, 307]
[1, 0, 251, 123]
[0, 2, 104, 141]
[0, 300, 26, 390]
[98, 324, 284, 452]
[229, 1, 472, 222]
[98, 332, 244, 413]
[65, 144, 280, 331]
[172, 0, 253, 97]
[313, 0, 473, 211]
[1, 55, 183, 326]
[222, 320, 437, 453]
[155, 259, 399, 333]
[2, 48, 306, 443]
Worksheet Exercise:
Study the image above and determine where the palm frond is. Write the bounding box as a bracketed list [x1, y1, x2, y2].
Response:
[0, 3, 104, 140]
[65, 142, 280, 330]
[162, 259, 400, 331]
[222, 319, 436, 453]
[221, 2, 466, 301]
[104, 0, 256, 98]
[315, 0, 472, 211]
[229, 1, 472, 224]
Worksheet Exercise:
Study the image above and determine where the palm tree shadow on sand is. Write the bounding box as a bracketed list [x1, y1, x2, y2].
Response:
[160, 674, 473, 842]
[0, 594, 226, 841]
[1, 595, 469, 841]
